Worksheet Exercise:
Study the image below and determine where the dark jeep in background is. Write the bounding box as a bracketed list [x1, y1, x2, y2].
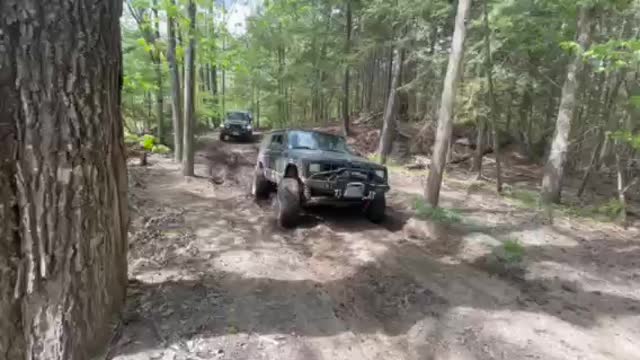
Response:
[220, 111, 253, 141]
[251, 129, 389, 227]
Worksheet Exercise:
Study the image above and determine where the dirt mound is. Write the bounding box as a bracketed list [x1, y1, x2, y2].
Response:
[314, 118, 475, 160]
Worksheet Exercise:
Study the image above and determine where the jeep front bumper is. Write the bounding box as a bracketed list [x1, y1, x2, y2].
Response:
[303, 177, 389, 201]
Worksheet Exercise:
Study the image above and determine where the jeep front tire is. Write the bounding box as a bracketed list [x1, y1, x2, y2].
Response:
[277, 178, 301, 228]
[251, 168, 270, 200]
[364, 193, 386, 223]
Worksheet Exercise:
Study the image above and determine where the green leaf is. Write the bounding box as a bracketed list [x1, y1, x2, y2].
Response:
[140, 134, 157, 151]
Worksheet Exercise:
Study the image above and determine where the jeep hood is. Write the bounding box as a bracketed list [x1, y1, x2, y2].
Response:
[290, 149, 384, 170]
[225, 120, 250, 125]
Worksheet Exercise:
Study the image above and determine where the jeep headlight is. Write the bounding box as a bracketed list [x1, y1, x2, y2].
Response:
[308, 163, 321, 174]
[246, 124, 252, 130]
[375, 169, 386, 180]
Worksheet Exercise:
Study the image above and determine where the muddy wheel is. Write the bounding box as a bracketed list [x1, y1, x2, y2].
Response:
[219, 132, 226, 142]
[364, 193, 386, 223]
[251, 168, 270, 200]
[277, 178, 301, 228]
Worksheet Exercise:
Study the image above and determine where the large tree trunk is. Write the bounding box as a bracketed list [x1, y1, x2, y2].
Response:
[342, 0, 352, 136]
[541, 7, 594, 204]
[0, 1, 128, 358]
[182, 0, 196, 176]
[425, 0, 472, 206]
[377, 48, 405, 164]
[167, 0, 183, 162]
[0, 14, 23, 358]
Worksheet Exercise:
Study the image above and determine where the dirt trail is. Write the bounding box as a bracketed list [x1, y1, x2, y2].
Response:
[109, 134, 640, 360]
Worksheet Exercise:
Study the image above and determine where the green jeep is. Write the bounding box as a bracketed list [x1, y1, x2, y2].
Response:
[251, 129, 390, 227]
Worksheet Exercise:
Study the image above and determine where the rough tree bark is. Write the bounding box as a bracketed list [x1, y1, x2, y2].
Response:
[425, 0, 472, 206]
[183, 0, 197, 176]
[377, 48, 405, 164]
[342, 0, 352, 136]
[167, 0, 183, 163]
[0, 1, 128, 358]
[541, 7, 594, 204]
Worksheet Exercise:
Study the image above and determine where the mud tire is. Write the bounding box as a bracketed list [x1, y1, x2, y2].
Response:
[277, 178, 301, 228]
[251, 168, 271, 200]
[365, 193, 386, 223]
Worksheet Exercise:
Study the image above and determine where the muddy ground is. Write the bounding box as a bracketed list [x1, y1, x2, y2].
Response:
[108, 133, 640, 360]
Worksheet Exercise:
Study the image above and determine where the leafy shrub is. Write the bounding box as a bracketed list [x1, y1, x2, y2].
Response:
[499, 239, 525, 264]
[151, 144, 171, 154]
[413, 199, 462, 224]
[140, 134, 156, 151]
[483, 238, 526, 280]
[594, 199, 624, 220]
[124, 132, 140, 146]
[124, 132, 170, 154]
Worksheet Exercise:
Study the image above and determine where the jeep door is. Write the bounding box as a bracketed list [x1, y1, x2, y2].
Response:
[265, 132, 285, 182]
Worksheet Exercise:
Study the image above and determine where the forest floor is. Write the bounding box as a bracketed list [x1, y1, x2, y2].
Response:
[108, 131, 640, 360]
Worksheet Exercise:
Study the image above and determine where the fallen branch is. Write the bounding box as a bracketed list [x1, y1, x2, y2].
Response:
[622, 176, 639, 194]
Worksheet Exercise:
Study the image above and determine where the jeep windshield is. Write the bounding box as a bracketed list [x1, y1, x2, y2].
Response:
[226, 112, 251, 122]
[287, 130, 351, 153]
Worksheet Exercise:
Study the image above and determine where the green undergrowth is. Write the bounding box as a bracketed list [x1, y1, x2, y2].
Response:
[503, 186, 541, 208]
[483, 238, 526, 279]
[497, 239, 525, 264]
[502, 185, 623, 223]
[125, 132, 171, 155]
[413, 198, 463, 225]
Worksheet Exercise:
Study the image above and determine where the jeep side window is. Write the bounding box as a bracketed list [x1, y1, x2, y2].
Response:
[270, 133, 284, 149]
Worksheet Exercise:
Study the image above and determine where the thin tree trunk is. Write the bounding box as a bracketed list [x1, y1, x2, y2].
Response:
[145, 91, 152, 129]
[577, 129, 604, 197]
[152, 0, 164, 143]
[342, 0, 352, 136]
[384, 47, 394, 112]
[541, 7, 594, 204]
[614, 141, 628, 226]
[0, 1, 128, 358]
[377, 48, 404, 164]
[425, 0, 472, 206]
[257, 88, 261, 128]
[211, 65, 219, 121]
[182, 0, 196, 176]
[177, 28, 185, 84]
[167, 0, 183, 162]
[484, 0, 502, 192]
[577, 76, 624, 197]
[365, 54, 375, 113]
[472, 119, 486, 176]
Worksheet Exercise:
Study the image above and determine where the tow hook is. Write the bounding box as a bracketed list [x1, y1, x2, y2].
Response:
[364, 191, 376, 200]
